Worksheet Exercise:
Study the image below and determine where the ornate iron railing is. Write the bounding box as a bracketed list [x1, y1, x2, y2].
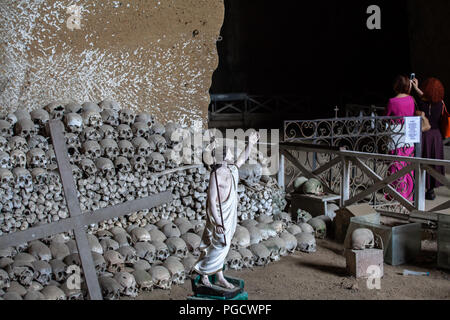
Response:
[283, 116, 420, 210]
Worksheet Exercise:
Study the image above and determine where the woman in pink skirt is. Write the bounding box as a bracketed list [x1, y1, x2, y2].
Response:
[385, 75, 416, 202]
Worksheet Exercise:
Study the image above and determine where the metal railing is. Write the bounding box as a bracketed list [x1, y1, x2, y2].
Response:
[283, 116, 419, 210]
[279, 142, 450, 215]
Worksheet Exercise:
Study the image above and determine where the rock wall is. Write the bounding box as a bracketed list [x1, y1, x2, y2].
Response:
[0, 0, 224, 130]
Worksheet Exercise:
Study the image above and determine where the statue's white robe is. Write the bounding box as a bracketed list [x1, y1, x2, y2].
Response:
[193, 165, 238, 275]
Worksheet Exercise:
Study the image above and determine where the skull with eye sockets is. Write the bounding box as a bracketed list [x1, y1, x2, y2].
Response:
[117, 124, 133, 140]
[100, 139, 119, 159]
[118, 140, 135, 158]
[82, 140, 102, 159]
[45, 102, 65, 120]
[119, 109, 136, 126]
[64, 113, 83, 134]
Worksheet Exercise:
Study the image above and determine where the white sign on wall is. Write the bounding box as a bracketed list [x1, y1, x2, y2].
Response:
[404, 116, 422, 144]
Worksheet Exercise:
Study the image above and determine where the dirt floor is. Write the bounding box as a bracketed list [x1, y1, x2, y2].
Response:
[128, 239, 450, 300]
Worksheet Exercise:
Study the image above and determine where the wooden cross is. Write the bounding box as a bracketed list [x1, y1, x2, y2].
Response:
[334, 106, 339, 118]
[0, 120, 173, 300]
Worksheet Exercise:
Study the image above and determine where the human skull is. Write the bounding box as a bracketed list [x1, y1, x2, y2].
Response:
[149, 266, 171, 290]
[82, 110, 103, 129]
[32, 260, 52, 285]
[226, 249, 243, 270]
[132, 137, 152, 157]
[293, 176, 309, 192]
[148, 134, 167, 153]
[152, 121, 166, 136]
[95, 158, 115, 178]
[295, 233, 317, 253]
[31, 168, 49, 185]
[27, 135, 49, 151]
[100, 238, 120, 252]
[148, 229, 167, 243]
[80, 158, 97, 175]
[303, 178, 324, 195]
[280, 231, 298, 254]
[163, 149, 181, 169]
[114, 272, 137, 297]
[249, 243, 270, 266]
[101, 108, 120, 127]
[132, 270, 154, 291]
[41, 285, 66, 300]
[231, 226, 251, 249]
[26, 148, 47, 168]
[118, 140, 134, 158]
[119, 109, 136, 126]
[135, 112, 153, 127]
[49, 260, 67, 282]
[351, 228, 375, 250]
[147, 152, 165, 172]
[5, 113, 18, 126]
[257, 223, 278, 240]
[13, 167, 32, 188]
[45, 102, 65, 120]
[100, 139, 119, 159]
[9, 136, 28, 152]
[307, 217, 327, 239]
[0, 269, 10, 291]
[65, 102, 83, 114]
[130, 228, 151, 244]
[15, 119, 37, 138]
[10, 150, 26, 168]
[30, 108, 50, 127]
[296, 209, 313, 224]
[130, 155, 147, 173]
[99, 125, 118, 140]
[81, 127, 102, 142]
[114, 156, 131, 173]
[0, 168, 14, 187]
[104, 250, 125, 273]
[238, 163, 262, 186]
[162, 223, 181, 238]
[163, 256, 186, 285]
[0, 136, 9, 152]
[165, 237, 187, 259]
[82, 102, 101, 113]
[64, 113, 83, 134]
[118, 246, 138, 265]
[82, 140, 101, 159]
[99, 276, 122, 300]
[180, 233, 201, 256]
[134, 242, 156, 263]
[132, 122, 150, 139]
[298, 223, 315, 234]
[0, 120, 13, 137]
[49, 241, 70, 261]
[113, 230, 131, 248]
[0, 152, 11, 169]
[152, 241, 170, 261]
[247, 225, 263, 245]
[117, 124, 133, 140]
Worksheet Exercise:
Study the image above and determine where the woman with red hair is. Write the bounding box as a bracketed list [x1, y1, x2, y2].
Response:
[412, 77, 446, 200]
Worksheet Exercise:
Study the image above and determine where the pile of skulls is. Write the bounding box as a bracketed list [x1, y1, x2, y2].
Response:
[237, 165, 287, 221]
[0, 100, 216, 235]
[225, 212, 328, 271]
[0, 209, 327, 300]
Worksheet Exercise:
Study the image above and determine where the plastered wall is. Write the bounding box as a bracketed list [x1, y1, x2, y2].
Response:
[0, 0, 225, 129]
